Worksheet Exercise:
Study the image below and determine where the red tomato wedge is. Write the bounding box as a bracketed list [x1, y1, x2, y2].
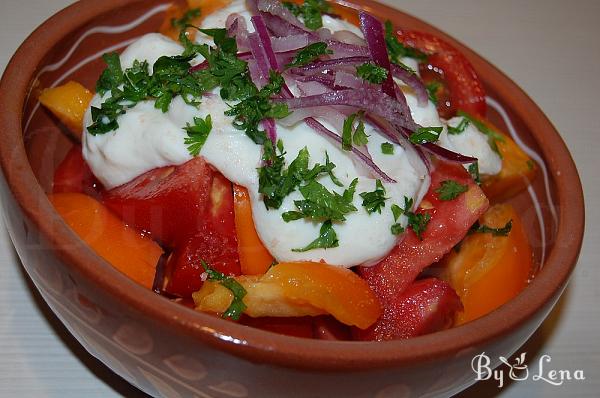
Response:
[353, 278, 462, 341]
[357, 161, 488, 340]
[395, 30, 487, 119]
[164, 223, 241, 298]
[53, 145, 101, 198]
[164, 173, 240, 298]
[102, 157, 214, 248]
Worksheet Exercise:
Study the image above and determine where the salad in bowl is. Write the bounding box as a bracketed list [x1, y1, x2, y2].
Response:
[39, 0, 537, 342]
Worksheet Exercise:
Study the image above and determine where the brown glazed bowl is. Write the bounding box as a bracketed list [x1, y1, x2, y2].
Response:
[0, 0, 584, 397]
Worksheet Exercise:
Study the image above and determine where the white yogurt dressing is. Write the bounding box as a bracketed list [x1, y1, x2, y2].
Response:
[82, 0, 499, 267]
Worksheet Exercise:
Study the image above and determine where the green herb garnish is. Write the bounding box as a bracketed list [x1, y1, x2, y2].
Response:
[447, 117, 470, 135]
[457, 111, 505, 157]
[401, 196, 430, 240]
[201, 260, 247, 320]
[468, 162, 481, 185]
[381, 142, 395, 155]
[282, 179, 358, 222]
[286, 42, 332, 68]
[356, 62, 389, 84]
[390, 203, 405, 235]
[292, 220, 340, 252]
[409, 126, 443, 145]
[426, 81, 441, 105]
[171, 8, 200, 32]
[184, 115, 212, 156]
[470, 220, 513, 237]
[384, 20, 426, 64]
[435, 179, 469, 201]
[284, 0, 332, 30]
[342, 112, 369, 150]
[360, 180, 388, 214]
[225, 71, 290, 144]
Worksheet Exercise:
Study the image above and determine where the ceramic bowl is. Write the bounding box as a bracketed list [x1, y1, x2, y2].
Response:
[0, 0, 584, 397]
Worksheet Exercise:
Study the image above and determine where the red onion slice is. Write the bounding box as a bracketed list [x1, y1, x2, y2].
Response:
[256, 0, 308, 31]
[247, 32, 270, 86]
[359, 11, 396, 99]
[391, 64, 428, 106]
[270, 34, 311, 52]
[292, 56, 370, 74]
[279, 88, 418, 132]
[251, 15, 280, 71]
[304, 118, 396, 183]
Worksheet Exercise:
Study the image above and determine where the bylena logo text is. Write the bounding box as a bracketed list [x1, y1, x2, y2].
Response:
[471, 352, 585, 388]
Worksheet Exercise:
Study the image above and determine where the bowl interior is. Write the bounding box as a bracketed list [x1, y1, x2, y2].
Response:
[3, 0, 581, 371]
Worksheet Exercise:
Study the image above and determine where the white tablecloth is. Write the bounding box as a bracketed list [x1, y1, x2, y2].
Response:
[0, 0, 597, 396]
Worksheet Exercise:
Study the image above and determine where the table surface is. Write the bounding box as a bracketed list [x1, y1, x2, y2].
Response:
[0, 0, 598, 397]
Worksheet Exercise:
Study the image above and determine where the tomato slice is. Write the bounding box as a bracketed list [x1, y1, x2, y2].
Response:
[357, 161, 489, 340]
[164, 223, 240, 298]
[395, 30, 487, 118]
[353, 278, 462, 341]
[53, 144, 102, 198]
[164, 173, 240, 298]
[103, 157, 214, 248]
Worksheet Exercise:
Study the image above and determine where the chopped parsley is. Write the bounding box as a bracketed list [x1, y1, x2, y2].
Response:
[356, 62, 389, 84]
[286, 42, 332, 68]
[258, 140, 305, 210]
[360, 180, 388, 214]
[342, 112, 369, 150]
[390, 203, 404, 235]
[184, 115, 212, 156]
[292, 220, 339, 252]
[435, 179, 469, 201]
[447, 117, 470, 135]
[384, 20, 426, 64]
[401, 196, 430, 240]
[88, 52, 207, 136]
[225, 71, 290, 144]
[457, 111, 505, 157]
[381, 142, 395, 155]
[409, 126, 443, 145]
[259, 144, 348, 211]
[282, 179, 358, 222]
[201, 260, 247, 320]
[171, 8, 200, 32]
[470, 220, 513, 237]
[283, 0, 332, 30]
[426, 81, 441, 105]
[468, 162, 481, 185]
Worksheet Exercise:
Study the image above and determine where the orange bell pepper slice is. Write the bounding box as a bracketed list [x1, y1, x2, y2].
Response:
[233, 185, 274, 275]
[439, 204, 532, 325]
[38, 81, 93, 140]
[465, 115, 537, 202]
[49, 193, 163, 289]
[193, 262, 381, 329]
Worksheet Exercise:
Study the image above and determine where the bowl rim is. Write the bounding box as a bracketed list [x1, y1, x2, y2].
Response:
[0, 0, 585, 371]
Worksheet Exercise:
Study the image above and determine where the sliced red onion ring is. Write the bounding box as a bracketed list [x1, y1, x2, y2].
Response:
[332, 29, 366, 46]
[304, 117, 396, 183]
[334, 70, 372, 90]
[226, 13, 250, 51]
[262, 118, 278, 144]
[248, 32, 270, 86]
[279, 88, 418, 132]
[260, 13, 310, 37]
[391, 64, 428, 106]
[252, 15, 280, 71]
[256, 0, 308, 31]
[292, 56, 370, 73]
[358, 11, 396, 99]
[271, 34, 311, 52]
[421, 143, 478, 163]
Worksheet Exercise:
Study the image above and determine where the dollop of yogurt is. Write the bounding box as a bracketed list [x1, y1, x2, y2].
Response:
[82, 0, 498, 267]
